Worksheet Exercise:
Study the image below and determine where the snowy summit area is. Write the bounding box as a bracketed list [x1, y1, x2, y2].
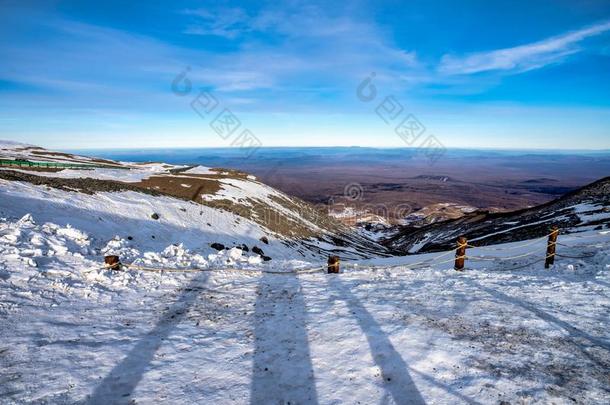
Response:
[1, 142, 610, 404]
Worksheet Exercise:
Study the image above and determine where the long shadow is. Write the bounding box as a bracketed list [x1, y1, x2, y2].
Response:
[88, 271, 210, 404]
[328, 276, 426, 405]
[592, 279, 610, 289]
[466, 279, 610, 368]
[250, 272, 319, 404]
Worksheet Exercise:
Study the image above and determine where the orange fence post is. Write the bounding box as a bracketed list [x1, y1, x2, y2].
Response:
[545, 226, 559, 269]
[454, 236, 467, 271]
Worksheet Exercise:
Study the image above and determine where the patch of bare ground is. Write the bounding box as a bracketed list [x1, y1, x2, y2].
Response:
[0, 170, 165, 197]
[29, 150, 81, 159]
[133, 175, 221, 201]
[205, 196, 337, 238]
[25, 150, 127, 168]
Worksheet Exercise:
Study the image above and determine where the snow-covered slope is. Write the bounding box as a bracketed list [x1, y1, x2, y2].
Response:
[0, 142, 386, 264]
[386, 176, 610, 253]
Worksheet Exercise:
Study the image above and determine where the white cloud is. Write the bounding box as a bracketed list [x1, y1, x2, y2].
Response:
[439, 20, 610, 75]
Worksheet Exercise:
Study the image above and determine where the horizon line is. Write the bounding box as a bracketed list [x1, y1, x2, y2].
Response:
[64, 145, 610, 153]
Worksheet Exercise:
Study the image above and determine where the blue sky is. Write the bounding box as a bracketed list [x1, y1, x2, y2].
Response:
[1, 0, 609, 149]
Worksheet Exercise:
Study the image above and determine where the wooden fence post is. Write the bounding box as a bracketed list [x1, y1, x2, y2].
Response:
[545, 226, 559, 269]
[328, 256, 340, 274]
[104, 255, 121, 270]
[454, 236, 468, 271]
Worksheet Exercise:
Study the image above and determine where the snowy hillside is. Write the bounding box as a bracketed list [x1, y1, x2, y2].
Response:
[0, 142, 385, 264]
[387, 176, 610, 254]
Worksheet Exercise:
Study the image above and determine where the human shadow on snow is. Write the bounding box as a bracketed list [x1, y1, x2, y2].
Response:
[88, 271, 210, 404]
[328, 276, 426, 405]
[250, 272, 319, 404]
[465, 279, 610, 369]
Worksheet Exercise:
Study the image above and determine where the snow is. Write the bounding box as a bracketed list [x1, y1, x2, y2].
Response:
[408, 233, 432, 253]
[0, 163, 170, 183]
[572, 202, 610, 224]
[1, 208, 609, 403]
[1, 143, 609, 403]
[183, 165, 214, 175]
[0, 179, 327, 266]
[0, 140, 35, 149]
[201, 177, 325, 233]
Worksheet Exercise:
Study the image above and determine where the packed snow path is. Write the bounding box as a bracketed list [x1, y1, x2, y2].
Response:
[2, 248, 610, 404]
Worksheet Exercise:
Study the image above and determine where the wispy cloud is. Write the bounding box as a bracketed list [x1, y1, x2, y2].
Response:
[183, 7, 251, 39]
[439, 20, 610, 75]
[180, 3, 421, 93]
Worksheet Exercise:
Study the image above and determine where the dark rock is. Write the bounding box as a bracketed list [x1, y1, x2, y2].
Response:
[259, 236, 269, 244]
[151, 213, 160, 220]
[252, 246, 265, 256]
[210, 243, 225, 251]
[261, 255, 272, 261]
[239, 244, 249, 252]
[127, 236, 133, 241]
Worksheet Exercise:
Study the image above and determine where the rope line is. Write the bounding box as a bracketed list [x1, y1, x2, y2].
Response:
[96, 230, 608, 275]
[467, 235, 548, 251]
[102, 263, 327, 275]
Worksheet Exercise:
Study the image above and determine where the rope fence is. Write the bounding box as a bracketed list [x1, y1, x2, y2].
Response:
[98, 227, 609, 276]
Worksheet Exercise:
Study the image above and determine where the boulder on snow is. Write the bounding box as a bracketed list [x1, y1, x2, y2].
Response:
[210, 242, 225, 251]
[261, 255, 272, 261]
[239, 244, 249, 252]
[259, 236, 269, 244]
[252, 246, 264, 256]
[151, 213, 160, 220]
